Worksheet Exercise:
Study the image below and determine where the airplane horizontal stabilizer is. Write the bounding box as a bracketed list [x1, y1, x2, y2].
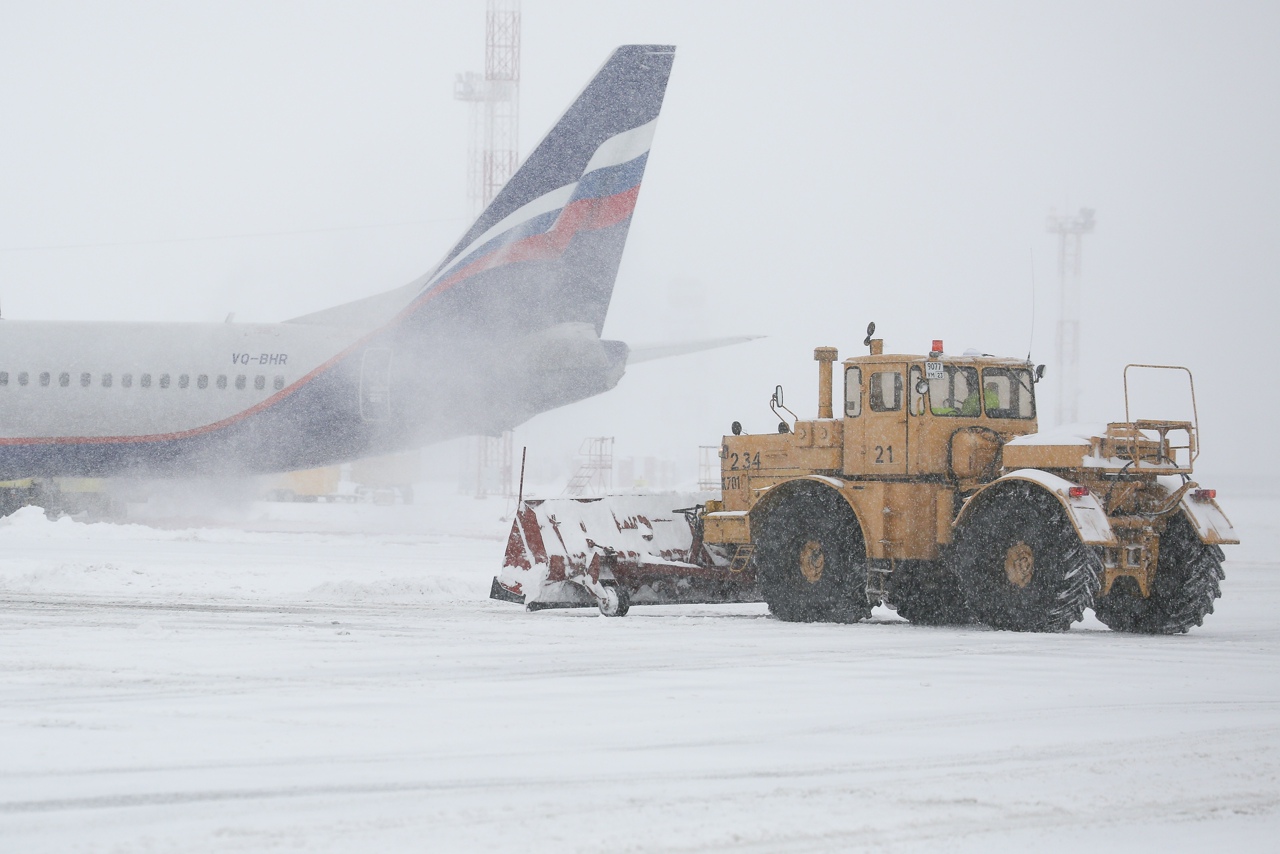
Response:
[626, 335, 763, 364]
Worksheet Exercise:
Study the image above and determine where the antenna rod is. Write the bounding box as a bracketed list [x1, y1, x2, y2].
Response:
[517, 446, 527, 508]
[1027, 248, 1036, 360]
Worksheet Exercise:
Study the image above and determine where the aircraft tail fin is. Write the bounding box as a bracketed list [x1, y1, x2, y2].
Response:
[293, 45, 675, 336]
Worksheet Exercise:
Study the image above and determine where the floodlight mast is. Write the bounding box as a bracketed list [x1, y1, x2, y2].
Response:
[454, 0, 521, 216]
[456, 1, 521, 496]
[1045, 207, 1095, 425]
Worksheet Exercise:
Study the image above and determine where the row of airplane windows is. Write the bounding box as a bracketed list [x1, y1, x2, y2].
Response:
[0, 371, 287, 391]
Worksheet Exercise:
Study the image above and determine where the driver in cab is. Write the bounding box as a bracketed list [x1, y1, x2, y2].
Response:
[933, 382, 1000, 417]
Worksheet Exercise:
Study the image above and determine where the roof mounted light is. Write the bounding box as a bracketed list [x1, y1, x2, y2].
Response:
[931, 339, 944, 356]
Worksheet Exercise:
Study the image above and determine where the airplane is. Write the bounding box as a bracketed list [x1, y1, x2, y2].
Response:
[0, 44, 732, 480]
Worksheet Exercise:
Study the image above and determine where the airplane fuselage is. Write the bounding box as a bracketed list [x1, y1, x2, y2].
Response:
[0, 317, 627, 478]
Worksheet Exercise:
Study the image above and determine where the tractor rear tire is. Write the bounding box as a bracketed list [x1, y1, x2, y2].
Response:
[754, 486, 871, 623]
[889, 563, 975, 626]
[1093, 514, 1224, 634]
[951, 481, 1102, 632]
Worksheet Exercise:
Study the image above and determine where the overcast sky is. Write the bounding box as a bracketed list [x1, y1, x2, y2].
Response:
[1, 1, 1276, 482]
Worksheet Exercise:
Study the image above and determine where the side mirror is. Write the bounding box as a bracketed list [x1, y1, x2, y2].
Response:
[769, 383, 797, 428]
[863, 321, 876, 347]
[1035, 364, 1046, 382]
[731, 421, 742, 436]
[915, 379, 929, 396]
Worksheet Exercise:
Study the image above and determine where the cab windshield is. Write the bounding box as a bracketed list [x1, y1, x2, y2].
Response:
[981, 367, 1036, 419]
[921, 364, 1037, 419]
[927, 365, 980, 417]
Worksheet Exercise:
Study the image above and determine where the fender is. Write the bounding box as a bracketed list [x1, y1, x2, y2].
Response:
[957, 469, 1118, 547]
[743, 475, 870, 546]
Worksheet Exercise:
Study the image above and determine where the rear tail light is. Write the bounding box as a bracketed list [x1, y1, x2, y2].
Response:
[1192, 488, 1217, 502]
[1068, 486, 1090, 498]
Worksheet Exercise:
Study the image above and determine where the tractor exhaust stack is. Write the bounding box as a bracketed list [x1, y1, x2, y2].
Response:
[814, 347, 838, 419]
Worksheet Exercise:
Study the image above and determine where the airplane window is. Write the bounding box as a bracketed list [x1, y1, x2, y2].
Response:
[40, 372, 50, 387]
[217, 375, 227, 390]
[198, 374, 209, 389]
[235, 375, 246, 390]
[80, 373, 91, 387]
[122, 374, 133, 388]
[273, 376, 284, 391]
[0, 372, 7, 386]
[141, 374, 152, 389]
[178, 374, 189, 389]
[18, 372, 28, 386]
[59, 373, 70, 387]
[102, 373, 113, 388]
[254, 375, 265, 390]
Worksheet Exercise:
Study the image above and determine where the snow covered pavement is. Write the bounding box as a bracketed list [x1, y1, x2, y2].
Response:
[1, 494, 1277, 852]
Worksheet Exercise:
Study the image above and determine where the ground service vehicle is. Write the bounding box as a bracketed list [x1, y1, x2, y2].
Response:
[0, 476, 118, 519]
[493, 327, 1237, 633]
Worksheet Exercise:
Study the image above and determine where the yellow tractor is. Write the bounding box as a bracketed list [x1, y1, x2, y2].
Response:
[701, 324, 1237, 632]
[494, 324, 1236, 633]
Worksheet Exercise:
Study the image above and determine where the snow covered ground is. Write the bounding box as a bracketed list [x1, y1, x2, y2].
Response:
[1, 487, 1277, 852]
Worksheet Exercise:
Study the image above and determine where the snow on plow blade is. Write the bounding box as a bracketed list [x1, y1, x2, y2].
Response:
[491, 494, 760, 614]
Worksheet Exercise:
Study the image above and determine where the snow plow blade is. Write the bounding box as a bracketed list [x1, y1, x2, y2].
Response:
[491, 494, 760, 614]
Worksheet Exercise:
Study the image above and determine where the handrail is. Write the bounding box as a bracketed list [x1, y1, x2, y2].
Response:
[1123, 364, 1199, 464]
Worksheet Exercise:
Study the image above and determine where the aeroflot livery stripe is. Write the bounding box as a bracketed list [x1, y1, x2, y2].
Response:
[0, 122, 655, 447]
[409, 164, 642, 300]
[416, 117, 657, 296]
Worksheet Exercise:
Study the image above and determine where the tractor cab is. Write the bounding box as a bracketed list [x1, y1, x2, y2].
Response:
[840, 338, 1041, 489]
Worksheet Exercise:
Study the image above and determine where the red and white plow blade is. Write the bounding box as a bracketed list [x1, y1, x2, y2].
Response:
[491, 494, 759, 614]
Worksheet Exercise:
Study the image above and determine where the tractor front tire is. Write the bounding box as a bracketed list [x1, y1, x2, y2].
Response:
[951, 481, 1101, 632]
[754, 486, 870, 623]
[1093, 514, 1224, 634]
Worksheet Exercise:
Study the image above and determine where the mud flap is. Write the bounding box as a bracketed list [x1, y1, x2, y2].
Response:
[1178, 494, 1239, 546]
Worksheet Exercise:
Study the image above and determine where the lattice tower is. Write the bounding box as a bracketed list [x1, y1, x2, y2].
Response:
[1045, 208, 1096, 425]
